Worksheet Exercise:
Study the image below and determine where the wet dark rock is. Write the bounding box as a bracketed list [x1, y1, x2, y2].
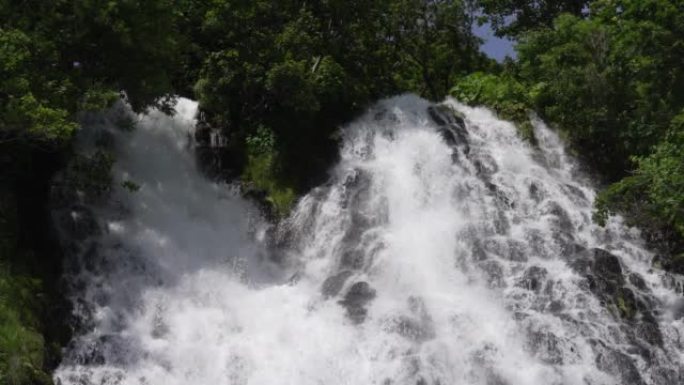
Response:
[483, 239, 527, 262]
[634, 317, 663, 346]
[427, 105, 465, 128]
[661, 273, 684, 294]
[615, 287, 637, 319]
[471, 241, 488, 261]
[526, 329, 566, 365]
[628, 273, 648, 290]
[555, 233, 582, 260]
[59, 205, 100, 241]
[595, 348, 646, 385]
[340, 249, 365, 269]
[373, 108, 399, 124]
[547, 300, 564, 313]
[427, 105, 469, 155]
[492, 211, 510, 235]
[546, 202, 573, 232]
[437, 127, 458, 147]
[473, 154, 499, 179]
[524, 230, 547, 258]
[518, 266, 548, 292]
[528, 182, 542, 202]
[481, 154, 499, 175]
[72, 334, 133, 366]
[562, 183, 587, 203]
[485, 182, 514, 209]
[650, 367, 683, 385]
[593, 248, 623, 280]
[478, 260, 504, 288]
[339, 281, 376, 324]
[672, 298, 684, 320]
[321, 270, 354, 298]
[568, 248, 665, 345]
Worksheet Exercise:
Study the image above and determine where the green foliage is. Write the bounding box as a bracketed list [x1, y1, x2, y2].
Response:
[121, 180, 140, 193]
[614, 287, 636, 319]
[595, 112, 684, 239]
[451, 72, 536, 141]
[0, 190, 49, 385]
[477, 0, 589, 37]
[243, 125, 295, 215]
[243, 152, 296, 216]
[517, 1, 684, 179]
[4, 95, 77, 143]
[61, 151, 115, 199]
[79, 87, 120, 112]
[245, 125, 276, 155]
[1, 0, 182, 148]
[0, 275, 48, 385]
[187, 0, 488, 207]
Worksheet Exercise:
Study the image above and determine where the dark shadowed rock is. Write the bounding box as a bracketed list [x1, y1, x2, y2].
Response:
[634, 315, 664, 346]
[321, 270, 354, 298]
[628, 273, 648, 290]
[339, 281, 376, 324]
[427, 105, 470, 155]
[518, 266, 548, 292]
[478, 260, 504, 288]
[528, 182, 542, 202]
[437, 126, 458, 147]
[595, 347, 646, 385]
[526, 329, 568, 365]
[546, 202, 574, 232]
[673, 298, 684, 320]
[562, 183, 588, 203]
[341, 249, 365, 269]
[59, 205, 100, 241]
[593, 248, 623, 279]
[567, 248, 665, 348]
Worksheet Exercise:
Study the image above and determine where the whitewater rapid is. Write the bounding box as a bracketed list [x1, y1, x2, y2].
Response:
[54, 96, 683, 385]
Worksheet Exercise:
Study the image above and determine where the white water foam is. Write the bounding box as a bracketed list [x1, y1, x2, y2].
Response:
[54, 96, 683, 385]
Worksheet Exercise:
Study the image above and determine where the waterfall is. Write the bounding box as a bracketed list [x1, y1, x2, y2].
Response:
[54, 95, 683, 385]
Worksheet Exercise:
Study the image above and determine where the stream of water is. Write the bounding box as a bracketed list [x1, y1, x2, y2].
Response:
[54, 96, 684, 385]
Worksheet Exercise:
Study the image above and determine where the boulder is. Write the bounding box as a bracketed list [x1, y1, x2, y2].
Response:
[339, 281, 376, 324]
[321, 270, 353, 298]
[427, 105, 470, 155]
[517, 266, 548, 293]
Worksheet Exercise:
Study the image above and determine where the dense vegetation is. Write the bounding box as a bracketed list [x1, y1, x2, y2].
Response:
[1, 0, 684, 383]
[181, 0, 490, 211]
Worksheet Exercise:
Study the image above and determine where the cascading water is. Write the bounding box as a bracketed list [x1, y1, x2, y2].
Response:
[53, 95, 684, 385]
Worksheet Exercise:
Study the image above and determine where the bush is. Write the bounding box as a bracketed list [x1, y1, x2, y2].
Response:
[451, 72, 536, 142]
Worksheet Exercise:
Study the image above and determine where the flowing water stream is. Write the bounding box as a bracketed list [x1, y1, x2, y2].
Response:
[53, 95, 684, 385]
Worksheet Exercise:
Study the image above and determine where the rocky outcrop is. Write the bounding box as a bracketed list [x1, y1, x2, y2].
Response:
[564, 246, 669, 383]
[339, 281, 376, 324]
[427, 105, 470, 158]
